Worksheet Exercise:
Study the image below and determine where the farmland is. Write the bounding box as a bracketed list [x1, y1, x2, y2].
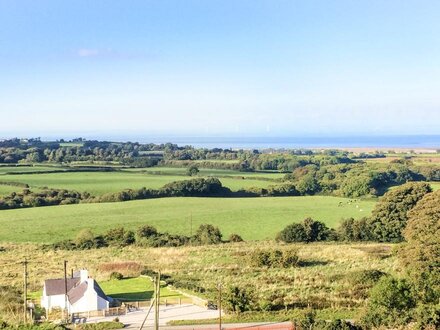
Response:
[0, 167, 283, 196]
[0, 241, 397, 320]
[0, 196, 375, 243]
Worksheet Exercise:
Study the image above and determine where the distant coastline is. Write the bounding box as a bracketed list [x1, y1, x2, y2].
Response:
[3, 134, 440, 151]
[132, 135, 440, 151]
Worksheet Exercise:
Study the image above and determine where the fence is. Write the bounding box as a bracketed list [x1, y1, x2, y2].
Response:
[71, 296, 203, 319]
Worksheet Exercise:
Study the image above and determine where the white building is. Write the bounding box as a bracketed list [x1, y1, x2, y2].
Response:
[41, 270, 111, 313]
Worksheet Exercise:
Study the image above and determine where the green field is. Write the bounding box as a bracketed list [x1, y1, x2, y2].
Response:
[133, 166, 286, 179]
[0, 196, 375, 243]
[0, 170, 280, 196]
[430, 182, 440, 191]
[100, 277, 182, 301]
[0, 165, 64, 174]
[0, 184, 22, 196]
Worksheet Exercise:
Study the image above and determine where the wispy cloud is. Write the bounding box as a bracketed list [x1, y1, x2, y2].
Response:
[77, 48, 100, 57]
[74, 48, 152, 60]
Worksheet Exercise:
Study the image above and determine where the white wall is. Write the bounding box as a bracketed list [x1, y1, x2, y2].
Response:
[70, 279, 109, 313]
[41, 294, 67, 310]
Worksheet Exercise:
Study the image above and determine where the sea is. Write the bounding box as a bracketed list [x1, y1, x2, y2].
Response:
[129, 135, 440, 150]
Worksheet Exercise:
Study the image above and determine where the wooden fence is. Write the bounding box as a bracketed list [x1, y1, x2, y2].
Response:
[71, 296, 204, 319]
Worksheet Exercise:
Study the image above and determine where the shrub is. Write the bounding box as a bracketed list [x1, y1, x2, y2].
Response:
[186, 164, 199, 176]
[136, 225, 158, 240]
[228, 234, 244, 242]
[337, 217, 372, 241]
[104, 227, 135, 247]
[278, 218, 332, 243]
[193, 224, 222, 245]
[223, 286, 255, 313]
[250, 249, 299, 268]
[362, 276, 415, 328]
[75, 229, 98, 249]
[414, 304, 440, 330]
[76, 321, 124, 329]
[109, 272, 124, 280]
[277, 223, 306, 243]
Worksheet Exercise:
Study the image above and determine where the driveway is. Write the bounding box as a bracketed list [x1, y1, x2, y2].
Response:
[85, 304, 221, 328]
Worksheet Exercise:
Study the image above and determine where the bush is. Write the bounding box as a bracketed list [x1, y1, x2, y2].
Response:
[228, 234, 244, 242]
[250, 249, 299, 268]
[74, 229, 97, 250]
[278, 218, 332, 243]
[136, 225, 158, 240]
[109, 272, 124, 280]
[362, 276, 415, 328]
[414, 304, 440, 330]
[277, 223, 306, 243]
[104, 227, 135, 247]
[75, 321, 124, 330]
[337, 217, 372, 241]
[223, 286, 255, 313]
[193, 224, 222, 245]
[186, 164, 199, 176]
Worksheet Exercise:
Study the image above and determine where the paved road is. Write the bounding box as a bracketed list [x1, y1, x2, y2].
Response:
[86, 304, 221, 328]
[158, 322, 293, 329]
[85, 304, 293, 329]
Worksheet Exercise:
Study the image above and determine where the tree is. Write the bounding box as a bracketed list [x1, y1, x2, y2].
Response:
[400, 190, 440, 304]
[186, 164, 199, 176]
[368, 182, 431, 242]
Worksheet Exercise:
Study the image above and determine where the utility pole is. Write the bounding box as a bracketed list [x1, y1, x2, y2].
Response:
[218, 283, 222, 330]
[154, 271, 161, 330]
[23, 259, 28, 324]
[64, 260, 68, 322]
[190, 212, 193, 237]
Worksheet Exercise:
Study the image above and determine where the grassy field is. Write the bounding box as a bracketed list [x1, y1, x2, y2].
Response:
[131, 166, 286, 179]
[100, 277, 183, 301]
[0, 184, 22, 196]
[0, 241, 397, 318]
[0, 196, 375, 243]
[0, 170, 282, 196]
[0, 165, 64, 174]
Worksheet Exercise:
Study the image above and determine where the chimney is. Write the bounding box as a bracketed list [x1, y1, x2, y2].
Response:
[80, 269, 88, 283]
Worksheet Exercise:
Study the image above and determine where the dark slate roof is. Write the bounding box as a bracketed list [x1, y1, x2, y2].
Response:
[44, 278, 80, 296]
[66, 280, 110, 304]
[67, 282, 88, 304]
[93, 281, 110, 301]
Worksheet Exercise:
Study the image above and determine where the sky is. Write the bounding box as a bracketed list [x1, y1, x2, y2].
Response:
[1, 0, 440, 138]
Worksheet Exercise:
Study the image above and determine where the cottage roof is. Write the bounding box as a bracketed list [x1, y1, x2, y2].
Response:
[44, 278, 80, 296]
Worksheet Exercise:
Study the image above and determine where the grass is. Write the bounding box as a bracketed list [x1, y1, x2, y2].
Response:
[0, 184, 22, 196]
[0, 241, 397, 319]
[0, 196, 375, 243]
[131, 166, 286, 179]
[0, 165, 64, 174]
[430, 182, 440, 191]
[0, 171, 281, 196]
[100, 277, 183, 301]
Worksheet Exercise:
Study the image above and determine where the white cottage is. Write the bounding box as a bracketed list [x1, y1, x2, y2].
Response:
[41, 270, 111, 313]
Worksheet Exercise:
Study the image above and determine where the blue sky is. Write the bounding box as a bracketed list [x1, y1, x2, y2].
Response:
[1, 0, 439, 138]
